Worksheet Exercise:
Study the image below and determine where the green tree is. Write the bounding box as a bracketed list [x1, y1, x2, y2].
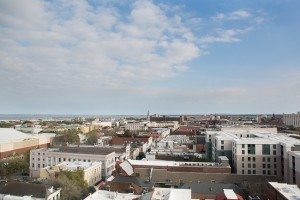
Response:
[85, 130, 99, 145]
[53, 129, 80, 145]
[123, 129, 131, 137]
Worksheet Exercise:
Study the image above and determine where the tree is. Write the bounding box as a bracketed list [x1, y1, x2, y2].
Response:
[85, 130, 99, 145]
[123, 129, 131, 137]
[53, 129, 80, 145]
[136, 152, 146, 160]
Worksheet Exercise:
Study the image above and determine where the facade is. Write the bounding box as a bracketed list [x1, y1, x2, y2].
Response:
[30, 146, 115, 180]
[283, 112, 300, 127]
[288, 151, 300, 185]
[125, 122, 147, 131]
[39, 161, 102, 186]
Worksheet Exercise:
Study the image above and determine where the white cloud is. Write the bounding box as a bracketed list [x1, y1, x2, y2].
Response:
[212, 9, 251, 21]
[199, 27, 252, 44]
[0, 0, 201, 91]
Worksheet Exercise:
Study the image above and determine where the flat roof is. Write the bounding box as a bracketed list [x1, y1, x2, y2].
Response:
[52, 146, 115, 155]
[269, 182, 300, 200]
[0, 128, 55, 144]
[84, 190, 140, 200]
[57, 161, 101, 170]
[128, 159, 228, 168]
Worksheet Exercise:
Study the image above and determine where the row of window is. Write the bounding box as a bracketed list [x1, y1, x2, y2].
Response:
[241, 157, 276, 162]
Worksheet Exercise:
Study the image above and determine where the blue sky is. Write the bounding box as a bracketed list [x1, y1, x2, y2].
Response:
[0, 0, 299, 115]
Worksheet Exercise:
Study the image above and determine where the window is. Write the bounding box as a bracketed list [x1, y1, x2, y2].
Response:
[253, 170, 256, 174]
[32, 163, 34, 167]
[58, 158, 61, 162]
[273, 144, 276, 149]
[274, 158, 277, 162]
[242, 150, 245, 154]
[263, 157, 265, 162]
[63, 158, 66, 161]
[253, 157, 256, 161]
[242, 157, 244, 161]
[267, 157, 271, 162]
[263, 170, 266, 174]
[248, 157, 251, 161]
[221, 140, 224, 144]
[253, 164, 256, 168]
[221, 146, 224, 150]
[274, 164, 277, 168]
[262, 144, 270, 155]
[248, 163, 251, 168]
[242, 170, 244, 174]
[267, 164, 271, 168]
[247, 144, 256, 154]
[242, 144, 245, 148]
[248, 170, 251, 174]
[38, 164, 40, 168]
[273, 150, 276, 155]
[268, 170, 271, 175]
[263, 164, 266, 168]
[242, 163, 244, 168]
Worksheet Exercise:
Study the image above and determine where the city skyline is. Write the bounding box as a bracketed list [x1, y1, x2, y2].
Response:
[1, 0, 300, 115]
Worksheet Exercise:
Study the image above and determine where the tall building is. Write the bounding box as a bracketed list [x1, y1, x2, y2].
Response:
[283, 112, 300, 127]
[30, 146, 115, 180]
[206, 128, 300, 185]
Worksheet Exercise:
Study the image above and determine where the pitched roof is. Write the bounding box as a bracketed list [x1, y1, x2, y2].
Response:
[0, 182, 47, 198]
[111, 176, 154, 188]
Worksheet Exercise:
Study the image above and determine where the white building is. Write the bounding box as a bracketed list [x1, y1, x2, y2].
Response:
[283, 112, 300, 127]
[30, 146, 115, 180]
[288, 151, 300, 185]
[125, 122, 148, 131]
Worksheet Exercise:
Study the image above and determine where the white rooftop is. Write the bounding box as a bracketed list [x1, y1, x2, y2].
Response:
[151, 188, 191, 200]
[223, 189, 238, 200]
[0, 128, 55, 144]
[119, 160, 134, 176]
[57, 161, 101, 171]
[84, 190, 140, 200]
[269, 182, 300, 200]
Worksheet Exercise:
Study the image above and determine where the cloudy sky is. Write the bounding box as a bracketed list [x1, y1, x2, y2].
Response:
[0, 0, 300, 115]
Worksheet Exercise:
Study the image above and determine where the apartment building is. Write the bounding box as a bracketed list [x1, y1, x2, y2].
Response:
[30, 146, 115, 180]
[207, 128, 300, 184]
[283, 112, 300, 127]
[231, 133, 300, 184]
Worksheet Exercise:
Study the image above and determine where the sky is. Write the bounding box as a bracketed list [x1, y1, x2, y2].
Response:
[0, 0, 300, 115]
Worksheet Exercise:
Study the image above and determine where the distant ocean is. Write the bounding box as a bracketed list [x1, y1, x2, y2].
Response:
[0, 114, 144, 121]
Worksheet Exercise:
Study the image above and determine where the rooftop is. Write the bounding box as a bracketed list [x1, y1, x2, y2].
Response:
[84, 190, 140, 200]
[50, 146, 116, 155]
[269, 182, 300, 200]
[128, 159, 229, 168]
[56, 161, 101, 170]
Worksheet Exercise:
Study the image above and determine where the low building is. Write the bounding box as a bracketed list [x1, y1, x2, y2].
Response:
[105, 175, 154, 195]
[30, 146, 115, 180]
[0, 128, 54, 158]
[84, 190, 141, 200]
[267, 182, 300, 200]
[180, 182, 245, 200]
[142, 187, 192, 200]
[0, 182, 61, 200]
[39, 161, 102, 186]
[126, 158, 231, 174]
